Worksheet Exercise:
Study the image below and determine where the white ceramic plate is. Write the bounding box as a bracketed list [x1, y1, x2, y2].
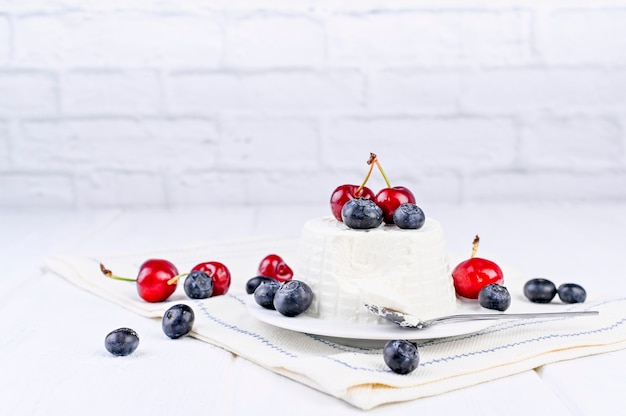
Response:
[245, 296, 495, 347]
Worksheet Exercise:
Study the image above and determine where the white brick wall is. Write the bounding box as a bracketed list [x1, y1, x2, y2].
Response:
[0, 0, 625, 209]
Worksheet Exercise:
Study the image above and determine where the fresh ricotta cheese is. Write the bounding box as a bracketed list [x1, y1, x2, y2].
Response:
[296, 217, 458, 324]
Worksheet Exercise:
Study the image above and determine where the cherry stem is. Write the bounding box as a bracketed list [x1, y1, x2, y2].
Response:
[356, 153, 377, 195]
[373, 156, 392, 188]
[471, 235, 480, 258]
[100, 263, 136, 283]
[166, 272, 190, 286]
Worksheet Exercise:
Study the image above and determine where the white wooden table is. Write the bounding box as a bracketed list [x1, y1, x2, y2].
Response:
[1, 203, 624, 415]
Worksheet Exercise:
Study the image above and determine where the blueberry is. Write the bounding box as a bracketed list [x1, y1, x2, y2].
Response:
[104, 327, 139, 356]
[478, 283, 511, 311]
[557, 283, 587, 304]
[273, 280, 313, 317]
[392, 203, 426, 230]
[523, 278, 557, 303]
[254, 280, 281, 309]
[246, 276, 278, 294]
[162, 304, 195, 339]
[184, 270, 214, 299]
[341, 198, 384, 230]
[383, 340, 419, 374]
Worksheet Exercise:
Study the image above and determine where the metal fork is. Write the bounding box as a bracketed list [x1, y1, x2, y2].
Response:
[364, 304, 599, 329]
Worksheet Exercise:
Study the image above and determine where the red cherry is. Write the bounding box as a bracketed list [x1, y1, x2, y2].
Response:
[330, 184, 375, 222]
[451, 236, 504, 299]
[136, 259, 179, 303]
[452, 258, 504, 299]
[101, 259, 179, 303]
[191, 261, 231, 296]
[258, 254, 293, 283]
[374, 186, 416, 224]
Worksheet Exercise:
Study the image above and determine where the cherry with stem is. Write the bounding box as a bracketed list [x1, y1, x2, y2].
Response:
[451, 235, 504, 299]
[100, 259, 181, 303]
[329, 154, 377, 221]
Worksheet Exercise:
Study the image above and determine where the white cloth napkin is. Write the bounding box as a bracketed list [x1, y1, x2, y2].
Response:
[45, 236, 626, 410]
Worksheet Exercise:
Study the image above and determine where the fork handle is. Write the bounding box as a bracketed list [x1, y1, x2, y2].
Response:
[431, 310, 599, 324]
